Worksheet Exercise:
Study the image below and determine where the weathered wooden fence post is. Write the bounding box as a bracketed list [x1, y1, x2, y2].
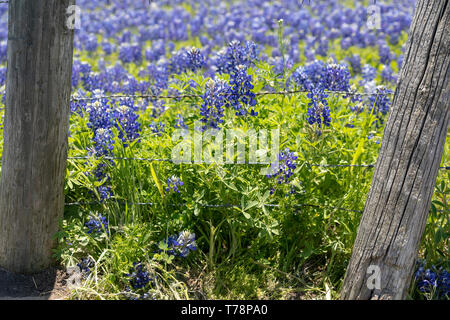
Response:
[341, 0, 449, 299]
[0, 0, 75, 274]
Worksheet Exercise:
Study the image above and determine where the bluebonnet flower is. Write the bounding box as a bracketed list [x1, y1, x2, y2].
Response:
[113, 105, 141, 146]
[190, 15, 205, 37]
[414, 266, 449, 298]
[301, 92, 330, 129]
[362, 80, 377, 97]
[81, 71, 102, 92]
[268, 55, 294, 77]
[149, 121, 165, 136]
[0, 40, 6, 64]
[168, 48, 190, 74]
[293, 60, 326, 90]
[88, 159, 114, 202]
[162, 235, 180, 256]
[118, 30, 132, 44]
[267, 148, 298, 195]
[315, 37, 329, 57]
[145, 39, 166, 62]
[345, 122, 355, 128]
[161, 231, 197, 258]
[361, 64, 377, 83]
[54, 0, 417, 91]
[118, 43, 142, 64]
[306, 100, 331, 128]
[92, 128, 114, 157]
[126, 263, 153, 290]
[0, 66, 6, 87]
[305, 90, 330, 129]
[84, 34, 98, 52]
[381, 65, 398, 84]
[186, 47, 205, 72]
[86, 98, 113, 132]
[214, 40, 259, 74]
[146, 64, 170, 94]
[79, 61, 92, 77]
[168, 17, 188, 41]
[323, 63, 352, 92]
[174, 114, 188, 129]
[77, 257, 95, 276]
[286, 184, 297, 197]
[188, 79, 199, 90]
[70, 90, 88, 114]
[378, 43, 393, 65]
[101, 40, 115, 55]
[199, 79, 231, 131]
[85, 214, 109, 235]
[175, 231, 197, 257]
[346, 54, 362, 74]
[97, 185, 113, 202]
[145, 68, 165, 92]
[146, 62, 170, 89]
[166, 175, 184, 193]
[92, 162, 110, 181]
[150, 100, 166, 119]
[437, 270, 450, 297]
[120, 76, 147, 96]
[71, 61, 81, 88]
[292, 60, 350, 128]
[229, 65, 258, 116]
[367, 86, 392, 115]
[83, 90, 116, 202]
[291, 66, 310, 90]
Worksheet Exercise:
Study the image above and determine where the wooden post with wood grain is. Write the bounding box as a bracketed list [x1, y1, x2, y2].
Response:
[341, 0, 449, 299]
[0, 0, 75, 274]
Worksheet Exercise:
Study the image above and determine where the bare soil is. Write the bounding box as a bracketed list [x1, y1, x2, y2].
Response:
[0, 267, 70, 300]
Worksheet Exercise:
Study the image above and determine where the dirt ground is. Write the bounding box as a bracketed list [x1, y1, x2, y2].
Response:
[0, 267, 70, 300]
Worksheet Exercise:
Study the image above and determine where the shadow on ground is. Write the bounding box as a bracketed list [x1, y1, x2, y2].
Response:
[0, 267, 69, 300]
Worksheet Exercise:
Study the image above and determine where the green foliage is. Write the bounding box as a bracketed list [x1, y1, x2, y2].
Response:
[48, 57, 448, 298]
[0, 6, 448, 301]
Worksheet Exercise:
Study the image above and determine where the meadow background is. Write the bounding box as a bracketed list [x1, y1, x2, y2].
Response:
[0, 0, 448, 299]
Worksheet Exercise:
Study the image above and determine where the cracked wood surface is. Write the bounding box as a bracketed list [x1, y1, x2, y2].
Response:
[0, 0, 75, 273]
[341, 0, 450, 299]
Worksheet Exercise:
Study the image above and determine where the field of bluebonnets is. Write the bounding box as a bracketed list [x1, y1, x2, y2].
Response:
[0, 0, 448, 299]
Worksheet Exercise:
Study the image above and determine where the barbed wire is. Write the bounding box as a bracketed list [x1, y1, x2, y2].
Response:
[64, 199, 365, 213]
[0, 88, 393, 111]
[64, 199, 447, 213]
[69, 88, 393, 102]
[0, 1, 446, 218]
[66, 155, 449, 170]
[63, 154, 444, 213]
[67, 155, 374, 168]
